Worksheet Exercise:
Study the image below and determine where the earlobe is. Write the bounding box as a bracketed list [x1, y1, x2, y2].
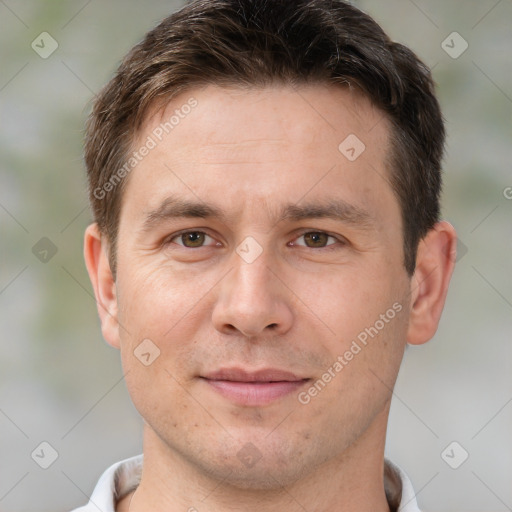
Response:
[406, 221, 457, 345]
[83, 223, 121, 349]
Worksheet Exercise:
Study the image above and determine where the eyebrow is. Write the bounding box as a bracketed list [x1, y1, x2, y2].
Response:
[139, 194, 375, 233]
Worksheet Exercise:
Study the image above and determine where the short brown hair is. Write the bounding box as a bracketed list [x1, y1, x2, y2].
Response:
[85, 0, 445, 277]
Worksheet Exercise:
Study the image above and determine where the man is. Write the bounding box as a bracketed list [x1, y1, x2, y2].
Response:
[75, 0, 457, 510]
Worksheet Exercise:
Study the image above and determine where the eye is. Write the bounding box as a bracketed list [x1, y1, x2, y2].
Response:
[290, 231, 342, 249]
[168, 231, 218, 248]
[165, 230, 344, 251]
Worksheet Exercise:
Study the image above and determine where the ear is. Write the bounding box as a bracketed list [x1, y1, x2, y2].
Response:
[83, 223, 120, 349]
[407, 221, 457, 345]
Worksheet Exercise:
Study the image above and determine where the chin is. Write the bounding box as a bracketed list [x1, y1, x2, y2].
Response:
[188, 435, 326, 491]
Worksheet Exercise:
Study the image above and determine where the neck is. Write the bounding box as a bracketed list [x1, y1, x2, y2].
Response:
[124, 404, 392, 512]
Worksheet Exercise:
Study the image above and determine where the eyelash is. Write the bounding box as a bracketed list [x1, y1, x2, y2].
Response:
[165, 230, 346, 251]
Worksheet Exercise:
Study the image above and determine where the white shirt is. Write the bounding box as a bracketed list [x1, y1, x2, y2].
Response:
[70, 454, 421, 512]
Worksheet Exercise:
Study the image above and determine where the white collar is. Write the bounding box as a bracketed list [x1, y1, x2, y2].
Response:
[70, 454, 421, 512]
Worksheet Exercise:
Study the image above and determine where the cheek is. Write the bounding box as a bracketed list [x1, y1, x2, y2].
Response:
[298, 263, 404, 345]
[297, 310, 407, 446]
[122, 357, 194, 437]
[305, 267, 409, 405]
[115, 262, 207, 340]
[114, 266, 205, 404]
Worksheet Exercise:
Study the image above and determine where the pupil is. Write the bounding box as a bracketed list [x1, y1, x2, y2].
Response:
[305, 232, 326, 247]
[184, 232, 204, 247]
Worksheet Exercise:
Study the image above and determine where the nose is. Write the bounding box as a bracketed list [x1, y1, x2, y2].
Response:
[211, 249, 294, 339]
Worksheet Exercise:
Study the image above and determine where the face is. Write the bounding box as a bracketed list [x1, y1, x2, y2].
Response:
[109, 84, 413, 487]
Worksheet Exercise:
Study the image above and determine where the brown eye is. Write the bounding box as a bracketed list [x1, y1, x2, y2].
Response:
[170, 231, 216, 248]
[303, 232, 330, 248]
[181, 232, 205, 247]
[289, 231, 344, 251]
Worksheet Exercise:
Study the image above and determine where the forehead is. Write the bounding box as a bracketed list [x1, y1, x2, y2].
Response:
[121, 83, 398, 229]
[142, 82, 388, 156]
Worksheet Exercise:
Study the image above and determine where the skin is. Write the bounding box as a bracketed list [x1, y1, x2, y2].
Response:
[84, 83, 457, 512]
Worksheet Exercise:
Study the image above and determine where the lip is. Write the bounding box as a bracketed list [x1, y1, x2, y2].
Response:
[200, 367, 310, 406]
[203, 367, 306, 382]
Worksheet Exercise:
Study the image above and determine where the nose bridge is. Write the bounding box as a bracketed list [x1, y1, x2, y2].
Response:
[229, 231, 278, 293]
[228, 244, 279, 312]
[212, 240, 293, 337]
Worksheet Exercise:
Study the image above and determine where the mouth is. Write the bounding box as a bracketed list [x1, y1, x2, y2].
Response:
[200, 368, 311, 406]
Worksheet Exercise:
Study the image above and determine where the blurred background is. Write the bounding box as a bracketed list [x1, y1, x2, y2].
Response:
[0, 1, 510, 510]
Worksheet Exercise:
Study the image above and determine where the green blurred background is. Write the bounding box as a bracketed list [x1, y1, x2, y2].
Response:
[0, 1, 511, 510]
